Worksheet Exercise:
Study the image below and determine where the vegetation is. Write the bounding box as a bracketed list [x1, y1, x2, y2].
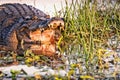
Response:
[56, 0, 120, 79]
[0, 0, 120, 79]
[60, 0, 120, 69]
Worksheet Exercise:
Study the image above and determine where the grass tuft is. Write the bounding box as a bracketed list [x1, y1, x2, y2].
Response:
[57, 0, 120, 72]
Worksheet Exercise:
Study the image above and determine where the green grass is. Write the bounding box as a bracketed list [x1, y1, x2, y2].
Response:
[56, 0, 120, 72]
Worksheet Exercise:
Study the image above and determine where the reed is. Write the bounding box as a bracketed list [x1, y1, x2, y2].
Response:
[56, 0, 120, 72]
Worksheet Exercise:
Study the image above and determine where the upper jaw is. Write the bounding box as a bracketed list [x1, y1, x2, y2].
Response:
[28, 17, 65, 32]
[38, 17, 64, 31]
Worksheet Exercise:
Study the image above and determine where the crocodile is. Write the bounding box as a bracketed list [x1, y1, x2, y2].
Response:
[0, 3, 64, 56]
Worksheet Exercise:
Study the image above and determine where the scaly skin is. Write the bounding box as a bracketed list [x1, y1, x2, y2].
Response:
[0, 3, 64, 57]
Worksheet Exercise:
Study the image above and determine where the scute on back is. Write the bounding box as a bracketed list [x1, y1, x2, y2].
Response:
[0, 3, 48, 22]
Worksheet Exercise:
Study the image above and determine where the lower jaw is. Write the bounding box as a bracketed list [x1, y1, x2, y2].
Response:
[30, 44, 56, 56]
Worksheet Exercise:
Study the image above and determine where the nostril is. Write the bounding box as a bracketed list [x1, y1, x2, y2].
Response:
[60, 22, 64, 27]
[59, 23, 63, 27]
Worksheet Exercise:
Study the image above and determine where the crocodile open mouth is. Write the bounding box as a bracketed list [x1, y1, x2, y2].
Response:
[23, 18, 64, 56]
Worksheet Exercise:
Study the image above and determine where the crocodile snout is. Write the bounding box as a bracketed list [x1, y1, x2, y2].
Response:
[48, 18, 64, 30]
